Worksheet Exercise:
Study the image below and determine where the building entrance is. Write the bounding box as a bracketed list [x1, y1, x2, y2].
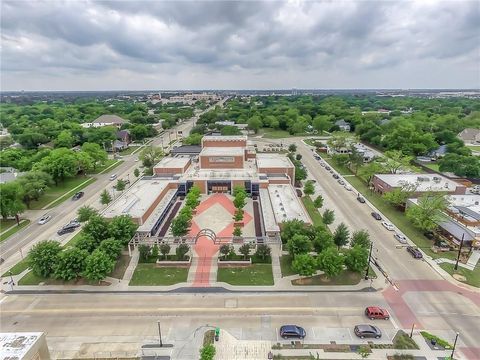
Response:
[207, 181, 231, 193]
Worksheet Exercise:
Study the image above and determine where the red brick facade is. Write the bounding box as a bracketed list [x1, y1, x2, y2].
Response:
[200, 155, 244, 169]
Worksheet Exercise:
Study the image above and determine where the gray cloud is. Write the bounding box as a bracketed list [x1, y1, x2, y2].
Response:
[1, 0, 479, 90]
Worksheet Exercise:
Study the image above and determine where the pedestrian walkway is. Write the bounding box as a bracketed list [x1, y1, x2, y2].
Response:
[190, 235, 219, 287]
[214, 329, 270, 360]
[434, 257, 475, 271]
[466, 250, 480, 269]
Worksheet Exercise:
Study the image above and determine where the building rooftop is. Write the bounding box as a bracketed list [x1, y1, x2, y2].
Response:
[137, 189, 178, 233]
[103, 179, 172, 219]
[256, 153, 294, 169]
[267, 184, 311, 224]
[170, 145, 202, 155]
[154, 156, 191, 169]
[202, 135, 247, 142]
[259, 189, 280, 233]
[93, 114, 127, 124]
[375, 173, 462, 192]
[0, 332, 44, 359]
[200, 146, 245, 157]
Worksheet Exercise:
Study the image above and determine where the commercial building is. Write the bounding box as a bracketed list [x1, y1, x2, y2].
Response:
[372, 173, 466, 196]
[0, 332, 51, 360]
[104, 135, 308, 238]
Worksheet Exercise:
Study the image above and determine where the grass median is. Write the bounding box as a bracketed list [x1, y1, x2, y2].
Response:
[0, 220, 30, 243]
[301, 196, 329, 231]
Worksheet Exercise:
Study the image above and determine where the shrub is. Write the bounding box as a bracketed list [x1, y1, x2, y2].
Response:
[29, 240, 62, 277]
[200, 343, 215, 360]
[176, 243, 190, 260]
[138, 244, 151, 261]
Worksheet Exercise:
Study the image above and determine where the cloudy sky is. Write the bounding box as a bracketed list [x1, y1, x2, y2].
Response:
[1, 0, 479, 91]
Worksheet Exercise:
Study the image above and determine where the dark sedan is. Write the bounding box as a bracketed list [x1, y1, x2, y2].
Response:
[280, 325, 306, 339]
[354, 324, 382, 339]
[357, 196, 366, 203]
[371, 212, 382, 220]
[407, 246, 423, 259]
[72, 191, 84, 200]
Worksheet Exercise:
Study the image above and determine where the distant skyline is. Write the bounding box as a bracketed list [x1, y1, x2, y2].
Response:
[1, 0, 479, 91]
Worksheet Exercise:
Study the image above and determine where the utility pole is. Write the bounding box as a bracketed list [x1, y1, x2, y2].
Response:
[365, 242, 373, 280]
[157, 321, 163, 347]
[451, 332, 459, 359]
[454, 233, 465, 271]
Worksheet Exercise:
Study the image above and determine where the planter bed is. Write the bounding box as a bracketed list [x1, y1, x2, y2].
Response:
[156, 256, 191, 267]
[218, 259, 252, 267]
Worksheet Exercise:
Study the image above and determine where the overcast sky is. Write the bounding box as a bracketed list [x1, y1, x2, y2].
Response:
[1, 0, 479, 91]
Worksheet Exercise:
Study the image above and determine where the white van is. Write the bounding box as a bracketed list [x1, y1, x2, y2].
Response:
[109, 174, 117, 181]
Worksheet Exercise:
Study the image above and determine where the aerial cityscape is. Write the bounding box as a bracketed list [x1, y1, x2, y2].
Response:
[0, 1, 479, 360]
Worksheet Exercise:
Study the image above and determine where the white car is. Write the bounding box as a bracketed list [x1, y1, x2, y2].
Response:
[38, 215, 52, 225]
[382, 221, 395, 231]
[394, 232, 408, 244]
[109, 174, 118, 181]
[344, 184, 352, 191]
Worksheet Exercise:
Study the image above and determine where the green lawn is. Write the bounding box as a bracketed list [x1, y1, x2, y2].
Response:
[62, 230, 84, 248]
[0, 219, 17, 231]
[28, 176, 95, 210]
[119, 146, 140, 155]
[92, 159, 123, 174]
[346, 176, 458, 261]
[280, 255, 296, 277]
[291, 270, 365, 286]
[439, 263, 480, 288]
[2, 256, 30, 277]
[18, 271, 109, 286]
[424, 163, 440, 172]
[109, 254, 131, 280]
[129, 264, 188, 286]
[217, 264, 274, 285]
[301, 196, 329, 230]
[0, 220, 30, 242]
[466, 145, 480, 152]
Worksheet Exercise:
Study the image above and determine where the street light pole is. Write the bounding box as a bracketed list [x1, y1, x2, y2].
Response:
[157, 321, 163, 347]
[8, 271, 14, 291]
[409, 323, 415, 338]
[451, 332, 459, 359]
[454, 233, 465, 271]
[365, 242, 373, 280]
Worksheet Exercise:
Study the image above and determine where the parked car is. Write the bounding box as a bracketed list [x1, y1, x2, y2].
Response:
[296, 189, 303, 197]
[365, 307, 390, 320]
[394, 232, 408, 244]
[325, 166, 331, 171]
[338, 179, 345, 185]
[280, 325, 306, 339]
[354, 325, 382, 339]
[434, 240, 451, 251]
[320, 162, 326, 167]
[109, 174, 118, 181]
[407, 246, 423, 258]
[332, 173, 339, 179]
[344, 184, 352, 191]
[371, 212, 382, 221]
[356, 196, 366, 203]
[72, 191, 84, 200]
[38, 215, 52, 225]
[57, 222, 81, 236]
[382, 221, 394, 231]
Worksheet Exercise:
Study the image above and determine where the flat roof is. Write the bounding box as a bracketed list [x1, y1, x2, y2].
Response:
[268, 184, 311, 224]
[200, 147, 244, 156]
[0, 332, 44, 358]
[256, 153, 293, 169]
[103, 179, 171, 219]
[375, 173, 462, 192]
[154, 156, 190, 169]
[137, 189, 178, 233]
[259, 189, 280, 233]
[202, 135, 247, 142]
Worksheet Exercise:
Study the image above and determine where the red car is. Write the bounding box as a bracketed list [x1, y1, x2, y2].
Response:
[365, 307, 390, 320]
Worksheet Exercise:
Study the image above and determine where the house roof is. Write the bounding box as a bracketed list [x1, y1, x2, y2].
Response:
[335, 119, 350, 127]
[457, 128, 480, 141]
[117, 129, 130, 139]
[438, 220, 476, 241]
[93, 114, 128, 124]
[170, 145, 202, 155]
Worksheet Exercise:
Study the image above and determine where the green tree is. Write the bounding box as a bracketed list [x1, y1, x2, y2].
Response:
[81, 142, 108, 170]
[406, 193, 449, 232]
[312, 227, 334, 253]
[233, 226, 243, 237]
[134, 168, 140, 177]
[322, 209, 335, 225]
[358, 161, 386, 185]
[292, 253, 317, 277]
[313, 195, 324, 209]
[33, 148, 79, 185]
[281, 219, 309, 244]
[54, 130, 75, 148]
[77, 206, 98, 222]
[176, 243, 190, 260]
[232, 186, 247, 209]
[0, 182, 25, 220]
[185, 185, 201, 208]
[350, 230, 371, 248]
[138, 244, 151, 261]
[313, 115, 333, 134]
[171, 213, 190, 237]
[318, 247, 344, 278]
[29, 240, 62, 277]
[296, 154, 302, 161]
[160, 243, 171, 259]
[83, 214, 110, 243]
[247, 116, 262, 134]
[76, 151, 94, 175]
[382, 150, 413, 174]
[17, 171, 53, 208]
[140, 145, 164, 168]
[115, 179, 127, 191]
[183, 133, 203, 145]
[327, 132, 356, 152]
[383, 182, 418, 208]
[98, 238, 123, 261]
[438, 153, 480, 177]
[239, 243, 250, 259]
[100, 189, 112, 206]
[254, 244, 271, 260]
[54, 247, 89, 281]
[287, 234, 311, 258]
[75, 234, 99, 253]
[303, 180, 315, 196]
[83, 249, 115, 282]
[333, 222, 350, 249]
[200, 343, 216, 360]
[288, 144, 297, 153]
[219, 244, 231, 259]
[344, 245, 369, 273]
[109, 215, 138, 244]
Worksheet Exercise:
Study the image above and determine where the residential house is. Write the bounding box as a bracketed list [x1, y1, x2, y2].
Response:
[81, 114, 128, 129]
[335, 119, 351, 132]
[0, 167, 24, 184]
[457, 128, 480, 145]
[117, 129, 131, 145]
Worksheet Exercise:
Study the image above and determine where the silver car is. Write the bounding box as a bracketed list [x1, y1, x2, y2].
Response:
[394, 232, 407, 244]
[38, 215, 52, 225]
